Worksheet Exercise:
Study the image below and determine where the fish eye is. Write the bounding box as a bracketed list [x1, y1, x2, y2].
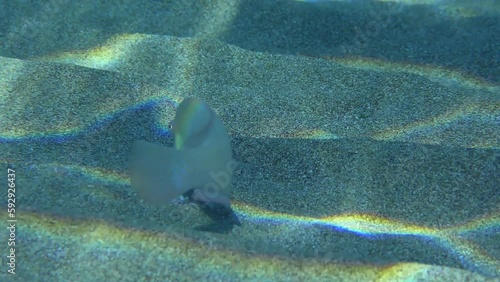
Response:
[168, 123, 173, 130]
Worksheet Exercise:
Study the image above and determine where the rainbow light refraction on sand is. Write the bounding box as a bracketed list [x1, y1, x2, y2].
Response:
[5, 161, 497, 277]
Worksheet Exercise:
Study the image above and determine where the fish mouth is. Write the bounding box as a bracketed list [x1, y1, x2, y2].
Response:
[183, 189, 241, 233]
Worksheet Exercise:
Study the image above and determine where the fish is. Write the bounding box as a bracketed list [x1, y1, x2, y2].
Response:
[129, 97, 241, 232]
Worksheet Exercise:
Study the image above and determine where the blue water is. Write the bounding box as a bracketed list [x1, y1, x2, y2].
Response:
[0, 1, 498, 281]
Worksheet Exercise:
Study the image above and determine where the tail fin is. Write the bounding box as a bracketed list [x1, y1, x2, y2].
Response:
[129, 141, 194, 205]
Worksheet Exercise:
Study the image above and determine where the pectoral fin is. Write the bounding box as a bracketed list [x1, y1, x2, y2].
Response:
[129, 141, 194, 205]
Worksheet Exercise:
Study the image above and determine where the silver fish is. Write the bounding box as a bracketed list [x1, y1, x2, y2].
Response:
[130, 98, 240, 231]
